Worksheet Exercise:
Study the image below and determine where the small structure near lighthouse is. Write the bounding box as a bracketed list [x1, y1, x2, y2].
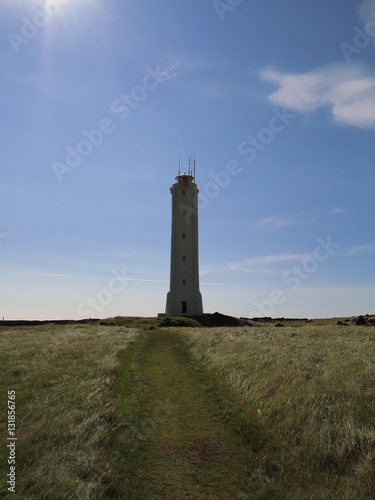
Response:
[165, 156, 203, 316]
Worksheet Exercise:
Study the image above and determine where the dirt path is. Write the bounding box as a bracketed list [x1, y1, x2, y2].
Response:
[112, 329, 280, 499]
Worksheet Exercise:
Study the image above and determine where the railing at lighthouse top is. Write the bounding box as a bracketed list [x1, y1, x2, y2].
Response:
[176, 154, 196, 186]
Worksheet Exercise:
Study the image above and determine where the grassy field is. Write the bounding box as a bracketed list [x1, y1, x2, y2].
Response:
[0, 323, 138, 498]
[1, 317, 375, 498]
[180, 320, 375, 498]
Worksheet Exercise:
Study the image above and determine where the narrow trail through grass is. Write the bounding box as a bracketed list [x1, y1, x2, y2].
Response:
[111, 329, 284, 499]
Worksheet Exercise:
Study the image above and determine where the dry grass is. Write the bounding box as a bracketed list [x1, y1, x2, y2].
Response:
[0, 324, 138, 499]
[180, 322, 375, 499]
[2, 319, 375, 498]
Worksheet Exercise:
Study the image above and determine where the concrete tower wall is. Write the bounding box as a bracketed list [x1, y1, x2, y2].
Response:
[166, 173, 203, 315]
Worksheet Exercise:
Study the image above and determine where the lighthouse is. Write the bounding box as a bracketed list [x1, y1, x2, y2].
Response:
[165, 156, 203, 316]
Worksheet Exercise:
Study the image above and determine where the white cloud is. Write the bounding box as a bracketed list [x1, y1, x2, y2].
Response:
[202, 251, 311, 276]
[255, 216, 296, 228]
[200, 281, 258, 288]
[330, 208, 346, 215]
[227, 252, 311, 273]
[13, 272, 72, 277]
[158, 61, 181, 81]
[360, 0, 375, 24]
[260, 63, 375, 130]
[345, 242, 375, 256]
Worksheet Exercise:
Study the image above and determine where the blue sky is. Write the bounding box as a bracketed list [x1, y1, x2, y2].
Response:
[1, 0, 375, 319]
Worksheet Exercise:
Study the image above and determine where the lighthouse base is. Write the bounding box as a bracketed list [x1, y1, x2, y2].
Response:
[165, 291, 203, 316]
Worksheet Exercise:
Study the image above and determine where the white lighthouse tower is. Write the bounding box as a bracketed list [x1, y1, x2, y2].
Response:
[165, 156, 203, 316]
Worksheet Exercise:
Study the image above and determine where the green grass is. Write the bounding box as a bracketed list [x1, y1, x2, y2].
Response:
[0, 324, 138, 499]
[1, 318, 375, 498]
[108, 329, 282, 499]
[180, 322, 375, 499]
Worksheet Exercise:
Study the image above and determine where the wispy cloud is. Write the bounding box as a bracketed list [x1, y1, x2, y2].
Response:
[330, 208, 346, 215]
[255, 216, 296, 228]
[13, 272, 72, 277]
[227, 252, 311, 273]
[360, 0, 375, 25]
[200, 281, 262, 288]
[260, 63, 375, 130]
[84, 251, 138, 259]
[344, 242, 375, 256]
[162, 61, 181, 81]
[117, 278, 168, 283]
